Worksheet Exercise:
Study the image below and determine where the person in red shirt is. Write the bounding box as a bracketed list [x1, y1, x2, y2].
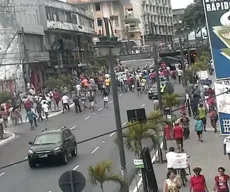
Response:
[190, 167, 208, 192]
[172, 123, 184, 152]
[213, 167, 230, 192]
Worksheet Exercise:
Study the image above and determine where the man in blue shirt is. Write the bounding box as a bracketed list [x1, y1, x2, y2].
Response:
[26, 109, 37, 130]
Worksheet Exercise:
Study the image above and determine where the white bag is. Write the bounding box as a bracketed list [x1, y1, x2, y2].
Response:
[104, 96, 108, 102]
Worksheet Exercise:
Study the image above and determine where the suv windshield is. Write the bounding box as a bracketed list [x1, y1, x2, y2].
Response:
[34, 133, 62, 145]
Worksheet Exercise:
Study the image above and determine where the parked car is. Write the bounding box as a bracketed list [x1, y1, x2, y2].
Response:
[148, 81, 174, 100]
[27, 127, 77, 168]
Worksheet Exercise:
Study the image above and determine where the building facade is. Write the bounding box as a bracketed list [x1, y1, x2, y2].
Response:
[0, 0, 94, 91]
[172, 8, 185, 36]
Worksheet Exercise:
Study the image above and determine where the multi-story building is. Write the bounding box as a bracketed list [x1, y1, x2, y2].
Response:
[0, 0, 94, 90]
[172, 8, 185, 36]
[68, 0, 143, 48]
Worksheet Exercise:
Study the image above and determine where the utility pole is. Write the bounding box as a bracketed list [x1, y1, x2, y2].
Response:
[109, 49, 129, 192]
[22, 27, 30, 89]
[179, 37, 187, 87]
[186, 34, 191, 66]
[153, 44, 166, 163]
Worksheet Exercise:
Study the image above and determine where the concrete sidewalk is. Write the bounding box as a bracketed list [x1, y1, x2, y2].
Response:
[133, 118, 228, 192]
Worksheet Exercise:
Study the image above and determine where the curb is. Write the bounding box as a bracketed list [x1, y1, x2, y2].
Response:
[129, 142, 164, 192]
[0, 131, 16, 147]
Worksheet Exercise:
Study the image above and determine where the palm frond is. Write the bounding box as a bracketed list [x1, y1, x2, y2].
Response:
[162, 93, 181, 108]
[105, 173, 127, 185]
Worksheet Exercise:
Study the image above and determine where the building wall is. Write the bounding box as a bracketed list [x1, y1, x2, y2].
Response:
[172, 8, 184, 35]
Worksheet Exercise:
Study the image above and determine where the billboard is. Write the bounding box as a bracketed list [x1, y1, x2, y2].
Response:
[67, 0, 116, 3]
[215, 83, 230, 135]
[203, 0, 230, 79]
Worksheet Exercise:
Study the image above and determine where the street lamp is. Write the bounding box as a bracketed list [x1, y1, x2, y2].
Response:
[95, 36, 129, 192]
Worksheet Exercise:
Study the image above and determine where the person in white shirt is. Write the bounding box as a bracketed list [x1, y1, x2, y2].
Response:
[30, 108, 38, 127]
[166, 147, 178, 173]
[177, 67, 183, 84]
[42, 103, 49, 119]
[76, 84, 81, 96]
[223, 136, 230, 159]
[61, 94, 70, 113]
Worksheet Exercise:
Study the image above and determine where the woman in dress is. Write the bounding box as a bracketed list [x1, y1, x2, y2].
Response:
[163, 171, 181, 192]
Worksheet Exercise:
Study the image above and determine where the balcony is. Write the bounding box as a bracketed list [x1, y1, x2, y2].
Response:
[47, 20, 95, 34]
[27, 52, 50, 63]
[129, 26, 141, 33]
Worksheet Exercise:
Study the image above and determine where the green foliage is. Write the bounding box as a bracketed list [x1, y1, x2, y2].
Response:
[162, 93, 181, 109]
[89, 58, 108, 74]
[88, 160, 126, 192]
[182, 0, 205, 31]
[0, 91, 12, 104]
[45, 75, 73, 92]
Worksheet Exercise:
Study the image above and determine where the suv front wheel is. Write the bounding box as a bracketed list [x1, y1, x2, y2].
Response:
[71, 145, 77, 157]
[28, 159, 36, 168]
[60, 151, 68, 165]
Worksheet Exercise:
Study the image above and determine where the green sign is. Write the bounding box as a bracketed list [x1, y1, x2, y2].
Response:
[133, 159, 144, 168]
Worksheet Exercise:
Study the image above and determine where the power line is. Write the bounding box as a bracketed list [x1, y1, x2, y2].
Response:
[0, 90, 226, 170]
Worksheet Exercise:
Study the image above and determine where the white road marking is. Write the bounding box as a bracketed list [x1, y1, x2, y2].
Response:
[73, 165, 79, 170]
[141, 104, 145, 107]
[91, 146, 100, 154]
[70, 125, 76, 130]
[109, 100, 113, 103]
[98, 108, 102, 111]
[109, 132, 115, 137]
[122, 122, 127, 126]
[119, 94, 123, 96]
[93, 112, 95, 115]
[102, 141, 105, 143]
[0, 172, 5, 177]
[85, 116, 90, 120]
[24, 156, 28, 159]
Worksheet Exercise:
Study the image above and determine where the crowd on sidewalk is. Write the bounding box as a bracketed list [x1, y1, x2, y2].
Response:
[161, 80, 230, 192]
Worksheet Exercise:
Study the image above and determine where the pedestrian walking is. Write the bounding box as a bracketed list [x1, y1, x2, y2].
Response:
[31, 108, 38, 127]
[73, 95, 82, 113]
[198, 104, 207, 132]
[172, 123, 184, 152]
[36, 102, 43, 121]
[190, 167, 208, 192]
[61, 93, 70, 113]
[0, 107, 9, 128]
[194, 116, 204, 142]
[102, 90, 109, 108]
[26, 109, 37, 130]
[213, 167, 230, 192]
[42, 103, 49, 119]
[209, 107, 218, 132]
[163, 171, 181, 192]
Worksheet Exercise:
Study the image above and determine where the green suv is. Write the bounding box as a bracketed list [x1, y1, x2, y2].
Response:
[27, 127, 77, 168]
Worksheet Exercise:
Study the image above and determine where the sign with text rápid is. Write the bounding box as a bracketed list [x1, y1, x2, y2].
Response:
[203, 0, 230, 79]
[215, 83, 230, 134]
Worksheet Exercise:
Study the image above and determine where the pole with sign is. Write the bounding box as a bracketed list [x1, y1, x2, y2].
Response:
[215, 83, 230, 135]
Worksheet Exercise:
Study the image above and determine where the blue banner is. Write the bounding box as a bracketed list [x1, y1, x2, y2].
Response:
[219, 112, 230, 135]
[203, 0, 230, 79]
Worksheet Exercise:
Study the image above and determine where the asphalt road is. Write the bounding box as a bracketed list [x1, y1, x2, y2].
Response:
[0, 90, 156, 192]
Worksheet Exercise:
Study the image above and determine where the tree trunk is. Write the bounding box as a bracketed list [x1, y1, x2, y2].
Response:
[100, 184, 104, 192]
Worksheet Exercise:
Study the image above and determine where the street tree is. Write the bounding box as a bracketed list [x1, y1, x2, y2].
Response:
[182, 0, 205, 31]
[162, 93, 181, 110]
[115, 121, 160, 157]
[88, 160, 126, 192]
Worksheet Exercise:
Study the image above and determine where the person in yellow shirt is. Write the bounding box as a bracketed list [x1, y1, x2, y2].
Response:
[104, 78, 110, 93]
[198, 103, 207, 131]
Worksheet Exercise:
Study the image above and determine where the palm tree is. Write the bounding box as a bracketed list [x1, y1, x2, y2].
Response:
[162, 93, 181, 110]
[115, 121, 161, 157]
[88, 160, 126, 192]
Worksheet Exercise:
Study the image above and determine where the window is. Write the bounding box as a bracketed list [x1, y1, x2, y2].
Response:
[45, 7, 51, 20]
[65, 12, 71, 23]
[33, 15, 36, 24]
[97, 18, 102, 26]
[114, 16, 119, 26]
[72, 14, 77, 24]
[34, 134, 62, 145]
[112, 2, 119, 13]
[95, 3, 100, 11]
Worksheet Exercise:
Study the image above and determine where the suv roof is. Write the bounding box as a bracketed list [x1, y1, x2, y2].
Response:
[37, 128, 67, 136]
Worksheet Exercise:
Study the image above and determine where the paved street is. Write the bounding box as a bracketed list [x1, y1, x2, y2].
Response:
[0, 90, 155, 192]
[0, 80, 184, 192]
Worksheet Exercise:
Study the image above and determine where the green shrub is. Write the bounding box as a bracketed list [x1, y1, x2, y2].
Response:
[0, 91, 12, 104]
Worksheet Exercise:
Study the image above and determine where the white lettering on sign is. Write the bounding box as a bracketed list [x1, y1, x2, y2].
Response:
[222, 119, 230, 133]
[133, 159, 143, 165]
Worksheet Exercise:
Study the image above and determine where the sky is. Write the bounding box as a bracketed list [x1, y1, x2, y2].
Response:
[171, 0, 194, 9]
